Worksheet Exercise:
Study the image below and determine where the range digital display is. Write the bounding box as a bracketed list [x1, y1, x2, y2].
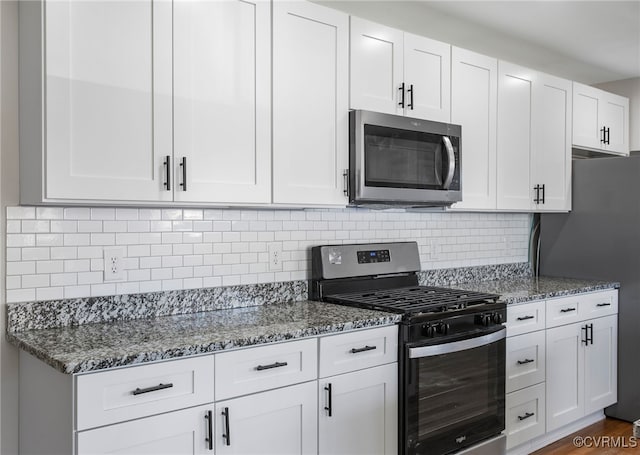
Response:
[357, 249, 391, 264]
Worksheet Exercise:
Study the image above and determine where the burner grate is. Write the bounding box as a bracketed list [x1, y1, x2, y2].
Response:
[326, 286, 500, 315]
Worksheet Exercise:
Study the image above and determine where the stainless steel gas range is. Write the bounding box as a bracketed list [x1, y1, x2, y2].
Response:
[311, 241, 506, 455]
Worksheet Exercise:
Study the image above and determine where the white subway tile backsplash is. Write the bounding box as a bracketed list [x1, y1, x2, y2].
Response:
[90, 208, 115, 220]
[6, 206, 531, 303]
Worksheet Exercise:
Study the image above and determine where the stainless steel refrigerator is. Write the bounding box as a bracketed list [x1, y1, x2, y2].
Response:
[540, 155, 640, 422]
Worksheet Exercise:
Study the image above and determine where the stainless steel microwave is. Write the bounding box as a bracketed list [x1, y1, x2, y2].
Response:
[348, 110, 462, 207]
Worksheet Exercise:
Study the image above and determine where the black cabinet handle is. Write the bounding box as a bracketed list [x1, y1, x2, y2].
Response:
[582, 324, 589, 345]
[407, 84, 414, 110]
[560, 307, 576, 313]
[163, 156, 171, 191]
[398, 83, 405, 108]
[180, 157, 187, 191]
[589, 323, 594, 345]
[601, 127, 606, 143]
[517, 359, 535, 365]
[516, 315, 535, 321]
[256, 361, 288, 371]
[597, 303, 611, 307]
[533, 184, 540, 204]
[132, 383, 173, 396]
[324, 383, 332, 417]
[343, 169, 349, 196]
[350, 345, 376, 354]
[540, 184, 545, 204]
[205, 410, 213, 450]
[222, 407, 231, 446]
[605, 127, 610, 145]
[518, 412, 535, 421]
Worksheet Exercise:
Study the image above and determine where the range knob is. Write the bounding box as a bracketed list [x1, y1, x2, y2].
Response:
[492, 313, 504, 324]
[423, 324, 435, 337]
[475, 314, 492, 326]
[436, 322, 450, 335]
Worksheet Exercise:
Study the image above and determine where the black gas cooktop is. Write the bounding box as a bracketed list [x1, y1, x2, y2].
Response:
[324, 285, 500, 318]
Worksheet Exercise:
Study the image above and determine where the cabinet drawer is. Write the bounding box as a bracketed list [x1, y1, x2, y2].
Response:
[506, 301, 545, 336]
[76, 356, 214, 431]
[506, 331, 545, 393]
[506, 383, 546, 450]
[319, 325, 398, 378]
[546, 295, 582, 328]
[581, 290, 618, 320]
[215, 338, 317, 400]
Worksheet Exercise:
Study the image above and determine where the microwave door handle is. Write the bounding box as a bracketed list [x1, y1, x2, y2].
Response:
[442, 136, 455, 190]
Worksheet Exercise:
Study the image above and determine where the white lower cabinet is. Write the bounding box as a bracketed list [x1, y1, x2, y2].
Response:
[216, 381, 318, 455]
[318, 363, 398, 455]
[546, 314, 618, 431]
[505, 383, 545, 450]
[505, 290, 618, 454]
[77, 404, 213, 455]
[20, 325, 398, 455]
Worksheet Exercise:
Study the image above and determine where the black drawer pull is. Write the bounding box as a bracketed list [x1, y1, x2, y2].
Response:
[516, 315, 535, 321]
[518, 412, 535, 421]
[596, 303, 611, 307]
[132, 383, 173, 396]
[256, 361, 288, 371]
[517, 359, 535, 365]
[560, 307, 576, 313]
[350, 345, 377, 354]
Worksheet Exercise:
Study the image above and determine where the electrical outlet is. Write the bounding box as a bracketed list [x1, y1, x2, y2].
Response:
[269, 242, 283, 271]
[103, 247, 125, 281]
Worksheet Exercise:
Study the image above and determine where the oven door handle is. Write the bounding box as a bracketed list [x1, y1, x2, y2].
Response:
[408, 329, 505, 358]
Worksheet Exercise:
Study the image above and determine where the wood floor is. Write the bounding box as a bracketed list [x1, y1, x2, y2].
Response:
[532, 418, 638, 454]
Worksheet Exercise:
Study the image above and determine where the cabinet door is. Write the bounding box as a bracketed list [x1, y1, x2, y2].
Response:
[449, 47, 497, 210]
[403, 33, 451, 122]
[77, 404, 212, 454]
[215, 381, 317, 455]
[319, 364, 397, 455]
[601, 93, 629, 155]
[496, 62, 533, 211]
[573, 82, 603, 151]
[45, 0, 172, 202]
[349, 17, 404, 115]
[272, 2, 349, 205]
[173, 0, 270, 204]
[531, 73, 571, 212]
[584, 315, 618, 415]
[546, 322, 584, 432]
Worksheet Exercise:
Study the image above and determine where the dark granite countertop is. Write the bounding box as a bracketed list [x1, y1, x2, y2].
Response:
[7, 301, 400, 374]
[449, 276, 619, 304]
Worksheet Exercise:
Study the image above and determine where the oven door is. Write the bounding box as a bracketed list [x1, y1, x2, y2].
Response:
[404, 327, 506, 455]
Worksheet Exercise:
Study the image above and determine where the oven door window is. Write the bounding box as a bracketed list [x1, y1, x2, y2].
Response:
[363, 124, 457, 190]
[405, 332, 505, 455]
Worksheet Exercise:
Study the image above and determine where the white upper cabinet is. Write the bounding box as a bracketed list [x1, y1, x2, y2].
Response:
[531, 73, 572, 212]
[31, 0, 173, 203]
[573, 82, 629, 156]
[497, 62, 534, 211]
[350, 17, 451, 122]
[497, 62, 571, 212]
[449, 47, 497, 210]
[173, 0, 271, 204]
[272, 1, 349, 205]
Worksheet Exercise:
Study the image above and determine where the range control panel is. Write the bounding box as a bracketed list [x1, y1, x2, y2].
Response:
[357, 249, 391, 264]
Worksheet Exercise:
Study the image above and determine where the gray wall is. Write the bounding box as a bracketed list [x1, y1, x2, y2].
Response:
[1, 1, 20, 453]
